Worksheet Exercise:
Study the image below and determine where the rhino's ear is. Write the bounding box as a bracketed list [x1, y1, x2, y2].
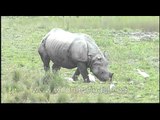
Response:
[109, 73, 114, 82]
[103, 51, 107, 58]
[88, 54, 92, 60]
[109, 73, 114, 78]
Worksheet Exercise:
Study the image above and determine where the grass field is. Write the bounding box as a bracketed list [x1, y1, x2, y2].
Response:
[1, 16, 159, 103]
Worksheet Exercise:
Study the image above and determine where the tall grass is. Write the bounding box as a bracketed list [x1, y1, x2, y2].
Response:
[3, 16, 159, 32]
[62, 16, 159, 31]
[12, 70, 20, 82]
[61, 16, 159, 31]
[57, 93, 69, 103]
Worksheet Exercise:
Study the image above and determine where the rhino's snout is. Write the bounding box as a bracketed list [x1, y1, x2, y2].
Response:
[99, 72, 114, 82]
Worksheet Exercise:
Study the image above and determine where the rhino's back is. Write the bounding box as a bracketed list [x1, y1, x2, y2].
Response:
[45, 29, 78, 68]
[44, 28, 102, 68]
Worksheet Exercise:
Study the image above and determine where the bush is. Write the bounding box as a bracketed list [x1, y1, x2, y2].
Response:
[57, 94, 69, 103]
[41, 73, 67, 93]
[97, 95, 104, 103]
[12, 70, 20, 82]
[36, 73, 68, 94]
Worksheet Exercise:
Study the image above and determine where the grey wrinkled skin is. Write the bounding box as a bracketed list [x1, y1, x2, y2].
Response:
[38, 28, 113, 83]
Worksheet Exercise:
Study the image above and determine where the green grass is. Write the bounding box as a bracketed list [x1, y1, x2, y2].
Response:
[1, 16, 159, 103]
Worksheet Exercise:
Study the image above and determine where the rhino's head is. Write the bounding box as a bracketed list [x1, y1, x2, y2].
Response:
[90, 54, 113, 82]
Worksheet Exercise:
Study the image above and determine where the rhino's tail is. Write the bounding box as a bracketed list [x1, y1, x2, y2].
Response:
[40, 32, 51, 50]
[41, 32, 50, 43]
[38, 32, 51, 63]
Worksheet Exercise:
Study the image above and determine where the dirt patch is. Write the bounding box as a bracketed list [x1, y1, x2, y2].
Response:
[110, 30, 159, 44]
[148, 57, 159, 71]
[129, 32, 159, 42]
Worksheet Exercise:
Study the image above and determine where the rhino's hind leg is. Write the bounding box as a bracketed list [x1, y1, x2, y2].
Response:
[52, 64, 61, 73]
[38, 44, 50, 72]
[72, 68, 80, 81]
[41, 55, 50, 72]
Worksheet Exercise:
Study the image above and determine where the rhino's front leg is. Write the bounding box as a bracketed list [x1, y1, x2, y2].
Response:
[72, 68, 80, 81]
[77, 62, 90, 83]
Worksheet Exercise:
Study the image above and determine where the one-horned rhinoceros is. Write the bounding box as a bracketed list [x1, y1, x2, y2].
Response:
[38, 28, 113, 82]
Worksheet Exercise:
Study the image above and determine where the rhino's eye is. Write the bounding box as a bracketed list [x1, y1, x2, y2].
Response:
[93, 63, 100, 66]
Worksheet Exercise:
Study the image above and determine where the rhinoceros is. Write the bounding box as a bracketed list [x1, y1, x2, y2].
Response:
[38, 28, 113, 82]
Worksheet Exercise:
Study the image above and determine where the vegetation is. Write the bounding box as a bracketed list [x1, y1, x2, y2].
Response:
[1, 16, 159, 103]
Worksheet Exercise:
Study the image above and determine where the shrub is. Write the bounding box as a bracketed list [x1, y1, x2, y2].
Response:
[12, 70, 20, 82]
[44, 73, 67, 93]
[57, 94, 69, 103]
[97, 95, 104, 103]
